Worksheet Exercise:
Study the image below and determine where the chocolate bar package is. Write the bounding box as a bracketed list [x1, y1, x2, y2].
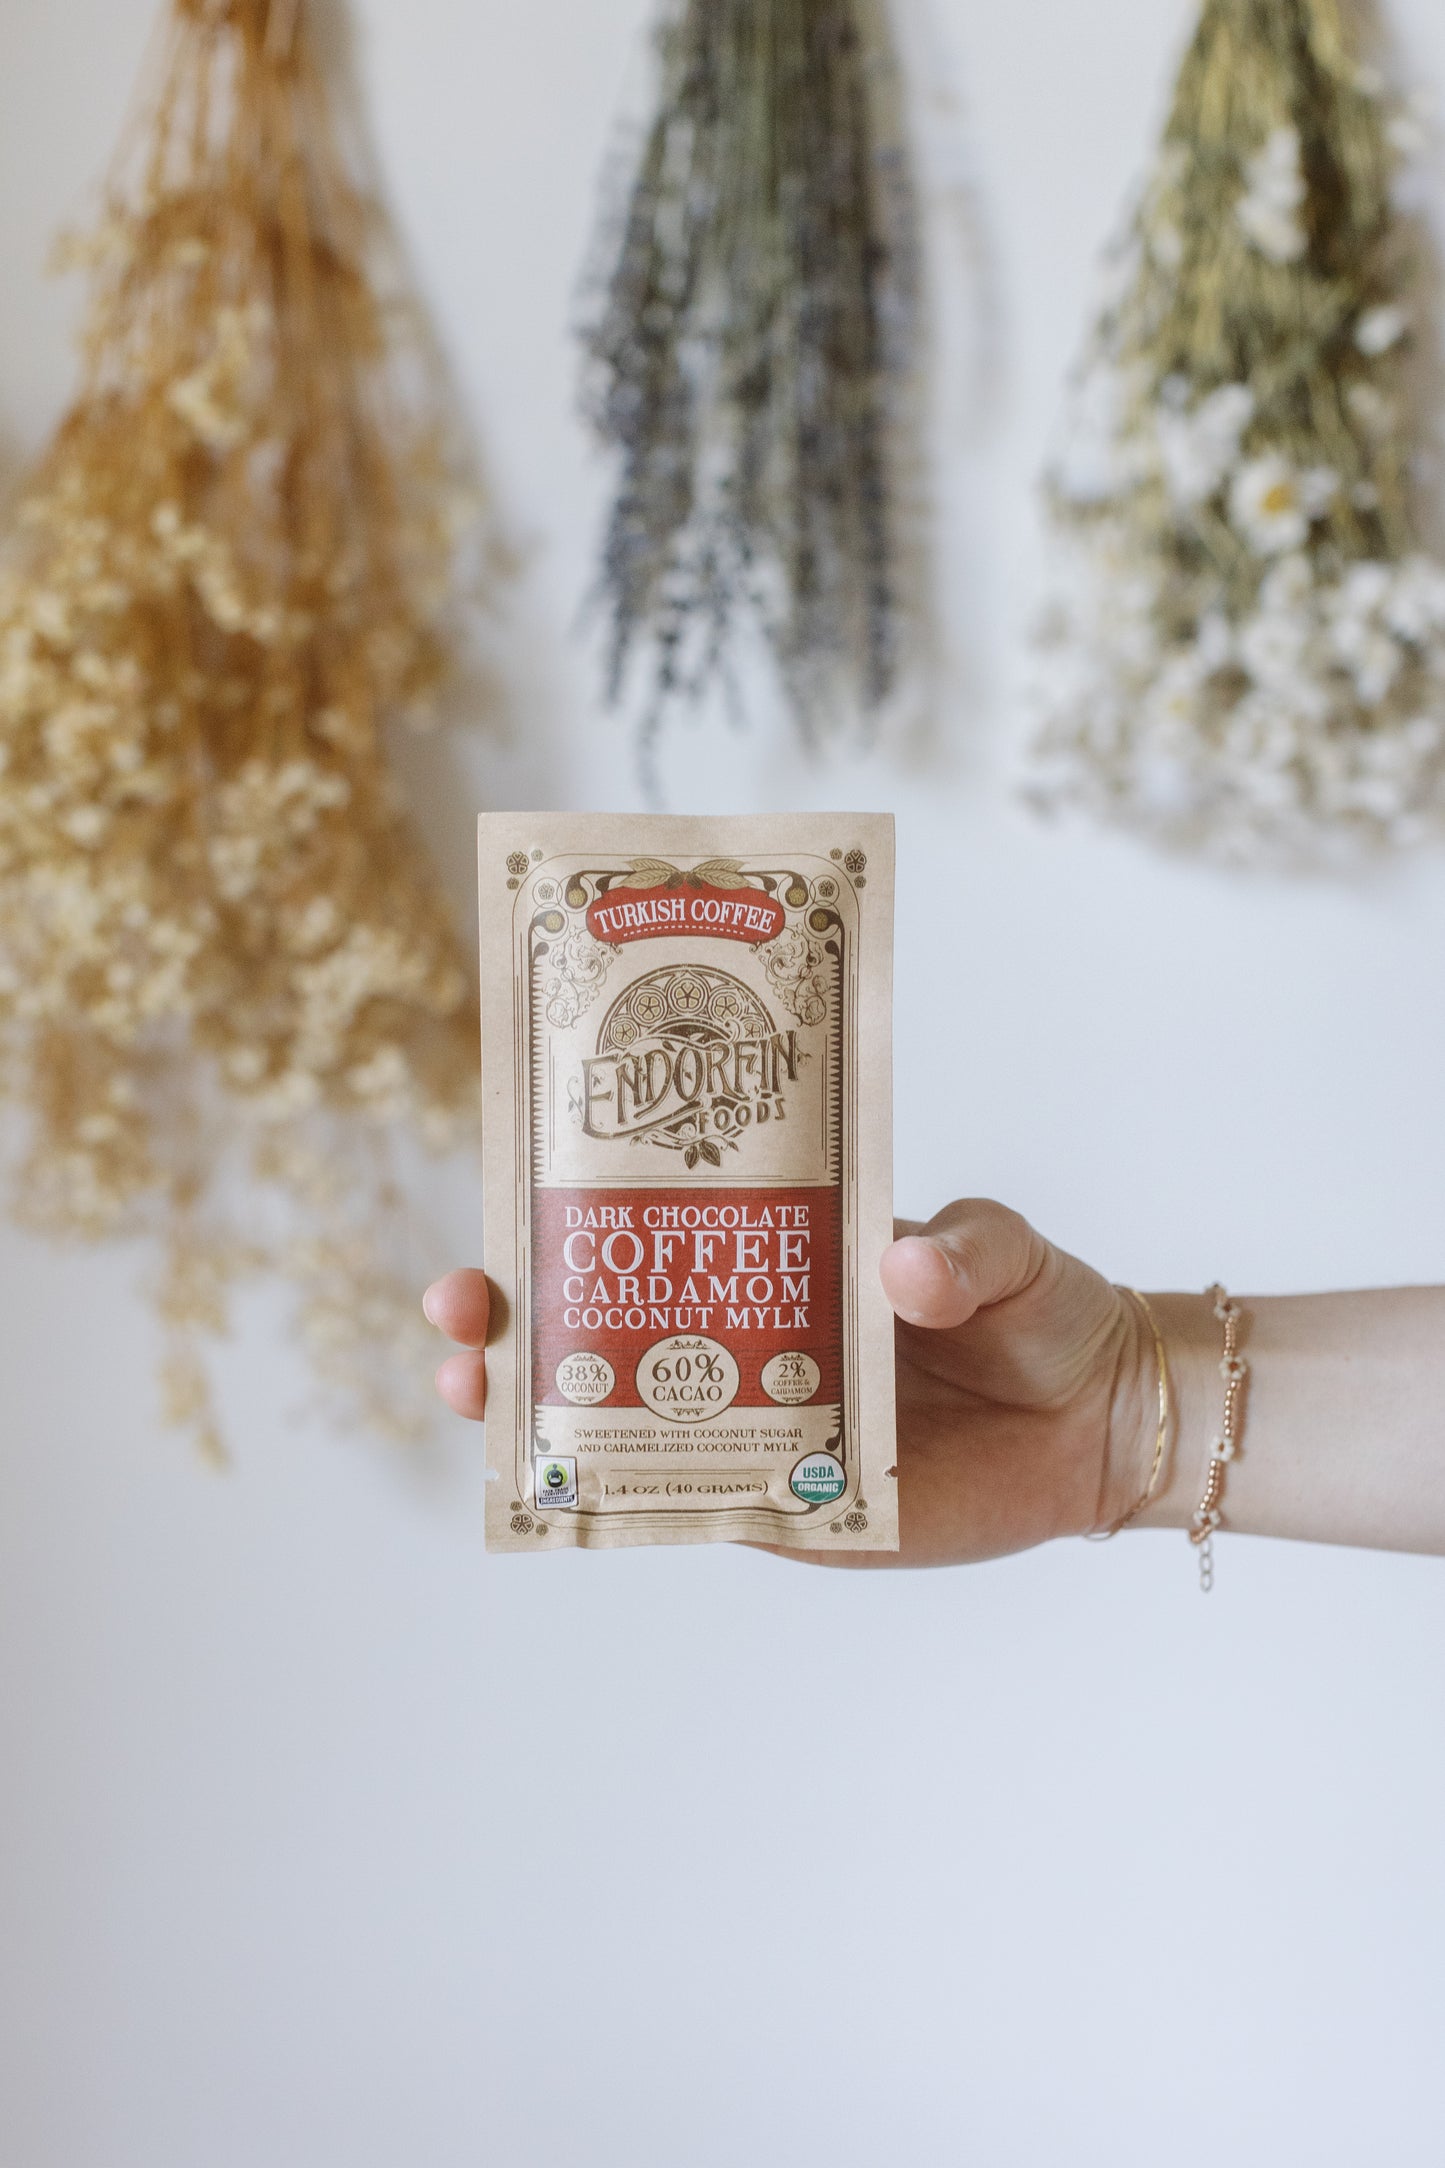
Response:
[478, 813, 897, 1552]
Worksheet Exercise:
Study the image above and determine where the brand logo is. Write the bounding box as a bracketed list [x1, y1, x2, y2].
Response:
[572, 965, 800, 1169]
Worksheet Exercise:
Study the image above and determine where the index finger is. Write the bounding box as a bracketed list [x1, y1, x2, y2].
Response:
[422, 1268, 492, 1348]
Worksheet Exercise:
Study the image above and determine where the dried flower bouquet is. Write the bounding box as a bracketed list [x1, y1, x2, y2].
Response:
[0, 0, 487, 1456]
[1032, 0, 1445, 861]
[581, 0, 911, 782]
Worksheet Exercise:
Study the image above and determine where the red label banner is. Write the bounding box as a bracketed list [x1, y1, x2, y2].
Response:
[532, 1184, 841, 1410]
[586, 882, 785, 947]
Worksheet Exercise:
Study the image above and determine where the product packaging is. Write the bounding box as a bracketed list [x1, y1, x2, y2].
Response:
[478, 813, 897, 1551]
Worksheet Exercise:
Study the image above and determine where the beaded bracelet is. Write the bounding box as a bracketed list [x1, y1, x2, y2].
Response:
[1190, 1284, 1248, 1593]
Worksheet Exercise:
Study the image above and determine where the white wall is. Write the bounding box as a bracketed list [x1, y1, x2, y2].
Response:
[4, 2, 1445, 2163]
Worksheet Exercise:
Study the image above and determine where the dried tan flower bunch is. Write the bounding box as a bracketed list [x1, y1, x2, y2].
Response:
[1032, 0, 1445, 861]
[0, 0, 486, 1457]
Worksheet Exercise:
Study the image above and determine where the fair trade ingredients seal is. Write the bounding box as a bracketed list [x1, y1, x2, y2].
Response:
[535, 1456, 579, 1508]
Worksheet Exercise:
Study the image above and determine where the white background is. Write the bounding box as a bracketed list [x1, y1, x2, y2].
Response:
[4, 1, 1445, 2162]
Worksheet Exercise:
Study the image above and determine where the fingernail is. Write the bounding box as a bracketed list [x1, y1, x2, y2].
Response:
[911, 1233, 962, 1277]
[422, 1284, 441, 1326]
[881, 1237, 936, 1324]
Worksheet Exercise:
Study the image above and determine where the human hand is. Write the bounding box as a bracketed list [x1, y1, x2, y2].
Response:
[423, 1200, 1159, 1568]
[864, 1200, 1156, 1565]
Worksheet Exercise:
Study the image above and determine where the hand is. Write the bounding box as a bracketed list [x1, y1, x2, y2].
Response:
[867, 1200, 1155, 1565]
[423, 1199, 1159, 1568]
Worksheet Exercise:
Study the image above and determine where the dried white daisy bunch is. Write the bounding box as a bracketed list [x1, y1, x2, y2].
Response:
[0, 0, 490, 1458]
[1030, 0, 1445, 862]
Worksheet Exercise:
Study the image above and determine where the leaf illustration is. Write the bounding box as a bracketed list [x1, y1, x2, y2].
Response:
[699, 1139, 722, 1166]
[625, 856, 680, 888]
[689, 856, 745, 889]
[683, 1144, 700, 1168]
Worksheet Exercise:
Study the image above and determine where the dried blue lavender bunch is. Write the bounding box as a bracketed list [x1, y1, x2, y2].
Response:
[581, 0, 910, 778]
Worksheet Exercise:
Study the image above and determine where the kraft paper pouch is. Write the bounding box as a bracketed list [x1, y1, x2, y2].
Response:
[478, 812, 897, 1552]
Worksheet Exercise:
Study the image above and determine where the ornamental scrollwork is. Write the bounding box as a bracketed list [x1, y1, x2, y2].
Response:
[757, 922, 830, 1026]
[540, 925, 613, 1028]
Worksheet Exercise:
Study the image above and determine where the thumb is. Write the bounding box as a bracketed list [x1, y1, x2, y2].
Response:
[880, 1199, 1047, 1332]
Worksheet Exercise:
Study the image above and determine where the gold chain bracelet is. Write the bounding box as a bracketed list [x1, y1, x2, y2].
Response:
[1190, 1284, 1248, 1592]
[1087, 1288, 1171, 1539]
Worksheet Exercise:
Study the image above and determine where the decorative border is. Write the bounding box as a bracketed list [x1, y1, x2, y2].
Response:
[511, 847, 865, 1538]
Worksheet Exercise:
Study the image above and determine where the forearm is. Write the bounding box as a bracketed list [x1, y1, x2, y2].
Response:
[1137, 1289, 1445, 1555]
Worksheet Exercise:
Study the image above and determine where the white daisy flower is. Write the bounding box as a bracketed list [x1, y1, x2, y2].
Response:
[1238, 608, 1309, 693]
[1235, 126, 1307, 264]
[1355, 304, 1408, 355]
[1338, 560, 1392, 615]
[1154, 382, 1256, 506]
[1328, 575, 1405, 703]
[1384, 558, 1445, 641]
[1299, 466, 1340, 516]
[1228, 455, 1334, 554]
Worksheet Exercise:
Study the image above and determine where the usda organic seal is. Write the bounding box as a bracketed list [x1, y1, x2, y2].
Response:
[790, 1452, 846, 1505]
